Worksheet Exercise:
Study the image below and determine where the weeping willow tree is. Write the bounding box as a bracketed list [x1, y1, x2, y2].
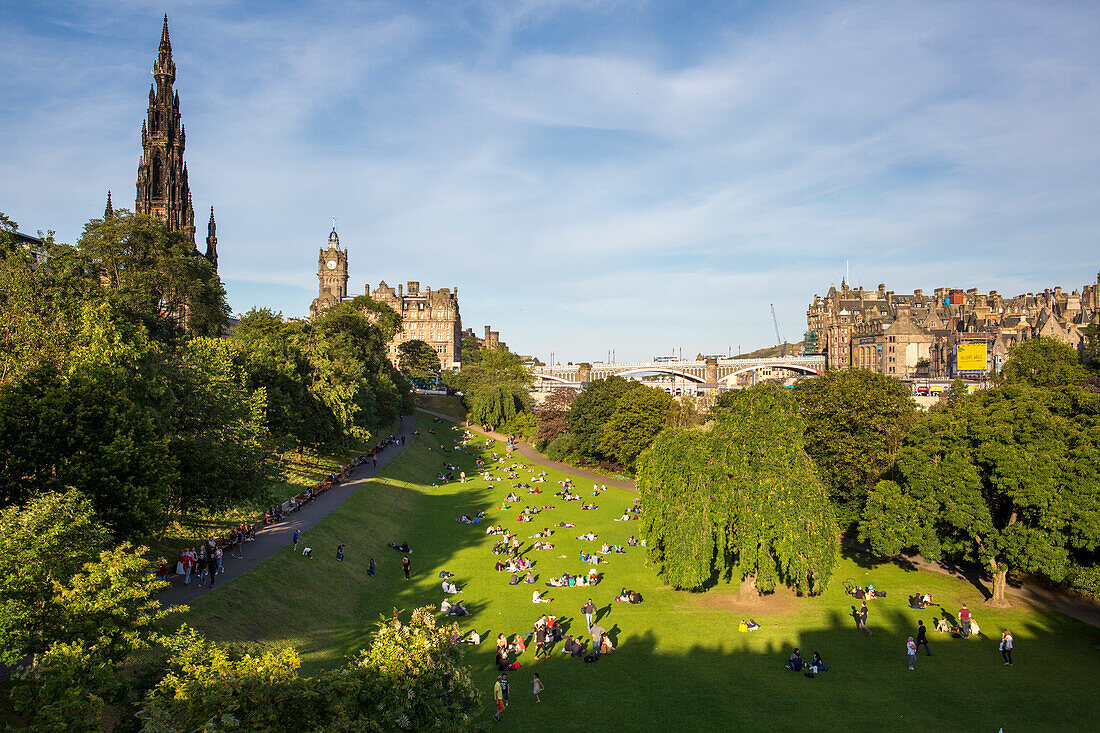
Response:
[637, 383, 838, 596]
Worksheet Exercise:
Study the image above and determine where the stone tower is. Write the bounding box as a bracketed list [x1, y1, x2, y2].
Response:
[310, 225, 349, 317]
[135, 16, 202, 250]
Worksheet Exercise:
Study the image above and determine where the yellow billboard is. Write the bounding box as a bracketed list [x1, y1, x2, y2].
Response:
[956, 343, 987, 371]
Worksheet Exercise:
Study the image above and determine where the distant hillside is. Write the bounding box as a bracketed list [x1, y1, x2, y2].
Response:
[731, 342, 804, 359]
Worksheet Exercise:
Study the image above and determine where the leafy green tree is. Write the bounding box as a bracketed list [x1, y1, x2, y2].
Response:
[447, 347, 533, 428]
[138, 609, 480, 732]
[460, 331, 483, 365]
[231, 307, 341, 449]
[535, 388, 577, 448]
[1002, 336, 1088, 388]
[637, 384, 839, 595]
[164, 336, 278, 520]
[1082, 321, 1100, 370]
[665, 394, 704, 430]
[75, 210, 228, 340]
[792, 369, 918, 526]
[598, 384, 672, 472]
[0, 303, 177, 535]
[398, 339, 443, 382]
[566, 376, 636, 462]
[858, 383, 1100, 604]
[0, 489, 109, 665]
[350, 294, 402, 343]
[306, 302, 411, 437]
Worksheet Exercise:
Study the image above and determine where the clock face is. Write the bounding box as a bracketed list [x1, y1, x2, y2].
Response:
[327, 259, 337, 270]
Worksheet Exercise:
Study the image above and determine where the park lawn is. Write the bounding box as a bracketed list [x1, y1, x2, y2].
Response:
[180, 412, 1100, 731]
[416, 393, 468, 422]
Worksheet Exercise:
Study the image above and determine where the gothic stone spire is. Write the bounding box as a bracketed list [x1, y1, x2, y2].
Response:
[104, 190, 114, 219]
[135, 15, 195, 244]
[205, 206, 218, 269]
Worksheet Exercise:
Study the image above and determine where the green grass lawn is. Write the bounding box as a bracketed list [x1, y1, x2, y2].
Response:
[416, 393, 467, 422]
[180, 412, 1100, 731]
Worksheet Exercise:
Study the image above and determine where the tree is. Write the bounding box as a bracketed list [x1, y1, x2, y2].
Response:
[535, 388, 577, 448]
[350, 294, 402, 343]
[163, 336, 278, 521]
[637, 384, 839, 595]
[447, 347, 533, 429]
[0, 303, 177, 535]
[75, 211, 228, 340]
[138, 608, 481, 732]
[1082, 321, 1100, 370]
[398, 339, 442, 382]
[231, 307, 341, 449]
[566, 376, 636, 462]
[0, 489, 109, 665]
[792, 369, 918, 527]
[1002, 336, 1088, 388]
[858, 383, 1100, 604]
[598, 384, 672, 472]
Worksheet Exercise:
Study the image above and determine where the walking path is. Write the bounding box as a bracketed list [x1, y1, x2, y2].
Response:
[420, 407, 1100, 628]
[160, 415, 416, 607]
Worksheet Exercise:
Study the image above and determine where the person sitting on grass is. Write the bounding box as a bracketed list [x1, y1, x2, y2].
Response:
[628, 536, 639, 546]
[443, 580, 460, 594]
[936, 615, 950, 633]
[738, 619, 749, 633]
[532, 589, 552, 604]
[512, 634, 526, 654]
[616, 588, 630, 602]
[464, 630, 481, 645]
[811, 651, 827, 671]
[510, 572, 521, 586]
[745, 618, 760, 631]
[786, 649, 804, 671]
[524, 571, 536, 584]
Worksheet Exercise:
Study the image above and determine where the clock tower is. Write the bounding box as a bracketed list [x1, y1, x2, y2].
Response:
[310, 225, 349, 318]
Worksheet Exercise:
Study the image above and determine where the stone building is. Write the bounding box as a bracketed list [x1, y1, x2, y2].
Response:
[132, 16, 218, 269]
[807, 274, 1100, 377]
[307, 223, 463, 369]
[462, 325, 508, 352]
[370, 281, 462, 369]
[309, 226, 349, 317]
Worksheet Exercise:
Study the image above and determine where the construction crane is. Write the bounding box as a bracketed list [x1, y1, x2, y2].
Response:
[770, 304, 787, 357]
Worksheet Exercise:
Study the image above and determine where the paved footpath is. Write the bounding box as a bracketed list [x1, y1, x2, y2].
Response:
[160, 414, 416, 608]
[419, 407, 1100, 629]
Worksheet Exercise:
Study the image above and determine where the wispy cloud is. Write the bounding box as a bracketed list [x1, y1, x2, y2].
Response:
[2, 0, 1099, 361]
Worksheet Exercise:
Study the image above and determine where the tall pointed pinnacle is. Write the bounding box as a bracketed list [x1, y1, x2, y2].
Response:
[104, 191, 114, 219]
[205, 206, 218, 270]
[154, 14, 176, 85]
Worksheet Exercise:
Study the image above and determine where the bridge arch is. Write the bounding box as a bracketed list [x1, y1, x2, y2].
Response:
[609, 367, 707, 384]
[533, 373, 573, 384]
[717, 364, 822, 384]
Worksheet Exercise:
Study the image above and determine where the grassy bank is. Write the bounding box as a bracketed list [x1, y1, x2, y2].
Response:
[180, 412, 1100, 730]
[416, 392, 467, 422]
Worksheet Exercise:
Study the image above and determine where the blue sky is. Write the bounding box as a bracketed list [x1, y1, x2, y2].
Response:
[2, 0, 1098, 362]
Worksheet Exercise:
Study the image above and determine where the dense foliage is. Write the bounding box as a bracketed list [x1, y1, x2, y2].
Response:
[637, 384, 839, 594]
[0, 211, 411, 540]
[445, 347, 533, 428]
[792, 369, 918, 527]
[398, 338, 443, 382]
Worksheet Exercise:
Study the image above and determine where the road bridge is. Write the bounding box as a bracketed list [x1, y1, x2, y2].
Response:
[532, 355, 825, 391]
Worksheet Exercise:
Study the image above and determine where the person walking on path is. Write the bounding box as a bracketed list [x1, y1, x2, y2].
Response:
[582, 599, 596, 633]
[959, 604, 972, 638]
[1000, 629, 1014, 666]
[402, 555, 411, 580]
[493, 676, 505, 722]
[858, 601, 872, 636]
[292, 529, 301, 552]
[916, 619, 930, 656]
[368, 557, 376, 577]
[907, 636, 918, 670]
[533, 672, 545, 703]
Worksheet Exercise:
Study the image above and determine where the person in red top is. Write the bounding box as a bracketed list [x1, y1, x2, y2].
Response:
[959, 604, 972, 638]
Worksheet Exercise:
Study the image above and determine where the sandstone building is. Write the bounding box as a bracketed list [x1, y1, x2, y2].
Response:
[807, 275, 1100, 378]
[309, 226, 463, 369]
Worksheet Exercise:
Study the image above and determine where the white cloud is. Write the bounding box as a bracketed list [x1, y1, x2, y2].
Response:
[3, 0, 1099, 360]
